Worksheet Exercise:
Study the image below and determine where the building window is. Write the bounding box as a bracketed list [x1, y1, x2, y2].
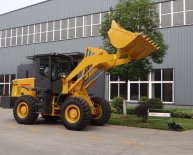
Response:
[76, 16, 83, 38]
[68, 18, 75, 39]
[34, 24, 41, 43]
[109, 75, 127, 100]
[0, 74, 16, 96]
[2, 30, 6, 46]
[186, 11, 193, 24]
[61, 19, 68, 40]
[47, 21, 54, 42]
[23, 26, 29, 45]
[84, 15, 92, 37]
[186, 0, 193, 11]
[28, 25, 34, 44]
[1, 31, 6, 47]
[109, 69, 174, 103]
[17, 27, 23, 45]
[185, 0, 193, 24]
[160, 1, 172, 27]
[130, 83, 139, 100]
[151, 69, 174, 102]
[92, 13, 100, 36]
[6, 29, 11, 47]
[54, 20, 61, 41]
[41, 23, 47, 42]
[11, 28, 17, 46]
[173, 0, 184, 26]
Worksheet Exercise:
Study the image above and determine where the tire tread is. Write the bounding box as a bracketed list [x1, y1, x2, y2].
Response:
[13, 95, 38, 124]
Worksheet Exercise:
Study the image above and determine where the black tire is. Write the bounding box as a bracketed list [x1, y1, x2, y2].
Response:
[90, 97, 111, 126]
[61, 97, 91, 131]
[13, 95, 39, 124]
[41, 114, 59, 122]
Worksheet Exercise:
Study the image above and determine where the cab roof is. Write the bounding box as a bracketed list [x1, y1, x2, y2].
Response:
[27, 52, 84, 60]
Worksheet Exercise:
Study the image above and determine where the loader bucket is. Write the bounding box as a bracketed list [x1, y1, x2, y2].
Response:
[108, 20, 159, 60]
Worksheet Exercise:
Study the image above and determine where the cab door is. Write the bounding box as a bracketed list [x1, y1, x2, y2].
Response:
[34, 57, 51, 90]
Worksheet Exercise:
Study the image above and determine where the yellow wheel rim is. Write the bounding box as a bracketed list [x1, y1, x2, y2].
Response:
[65, 105, 80, 123]
[93, 104, 102, 120]
[17, 102, 29, 119]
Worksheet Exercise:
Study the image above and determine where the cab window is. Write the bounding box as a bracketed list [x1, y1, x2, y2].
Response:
[39, 58, 49, 77]
[51, 58, 71, 81]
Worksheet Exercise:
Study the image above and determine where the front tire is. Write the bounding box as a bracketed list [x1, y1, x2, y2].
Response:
[61, 97, 91, 131]
[91, 97, 111, 126]
[13, 95, 39, 124]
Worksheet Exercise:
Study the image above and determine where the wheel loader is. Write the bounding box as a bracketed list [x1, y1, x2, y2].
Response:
[0, 20, 159, 130]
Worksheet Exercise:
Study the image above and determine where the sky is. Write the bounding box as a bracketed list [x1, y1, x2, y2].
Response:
[0, 0, 46, 15]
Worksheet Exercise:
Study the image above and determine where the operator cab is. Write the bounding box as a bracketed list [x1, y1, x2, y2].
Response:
[27, 52, 84, 93]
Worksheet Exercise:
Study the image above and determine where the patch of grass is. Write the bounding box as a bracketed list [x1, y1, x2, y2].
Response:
[108, 114, 193, 131]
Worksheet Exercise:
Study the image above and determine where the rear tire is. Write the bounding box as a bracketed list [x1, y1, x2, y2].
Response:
[13, 95, 39, 124]
[41, 114, 59, 122]
[61, 97, 91, 131]
[90, 97, 111, 126]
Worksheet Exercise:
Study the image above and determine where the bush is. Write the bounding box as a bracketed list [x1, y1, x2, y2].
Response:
[135, 98, 163, 122]
[172, 109, 193, 118]
[147, 98, 163, 109]
[111, 97, 123, 114]
[139, 96, 149, 104]
[135, 103, 152, 122]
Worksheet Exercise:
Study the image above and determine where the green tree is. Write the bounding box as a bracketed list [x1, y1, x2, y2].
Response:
[100, 0, 168, 81]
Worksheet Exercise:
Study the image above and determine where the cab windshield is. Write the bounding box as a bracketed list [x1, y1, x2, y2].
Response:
[51, 57, 72, 81]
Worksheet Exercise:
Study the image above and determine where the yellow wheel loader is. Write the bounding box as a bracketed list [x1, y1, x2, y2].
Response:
[1, 21, 159, 130]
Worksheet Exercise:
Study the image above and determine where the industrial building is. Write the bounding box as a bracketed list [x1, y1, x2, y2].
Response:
[0, 0, 193, 106]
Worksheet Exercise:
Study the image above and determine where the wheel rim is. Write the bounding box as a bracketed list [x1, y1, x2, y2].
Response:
[93, 104, 102, 120]
[17, 102, 29, 119]
[65, 105, 80, 123]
